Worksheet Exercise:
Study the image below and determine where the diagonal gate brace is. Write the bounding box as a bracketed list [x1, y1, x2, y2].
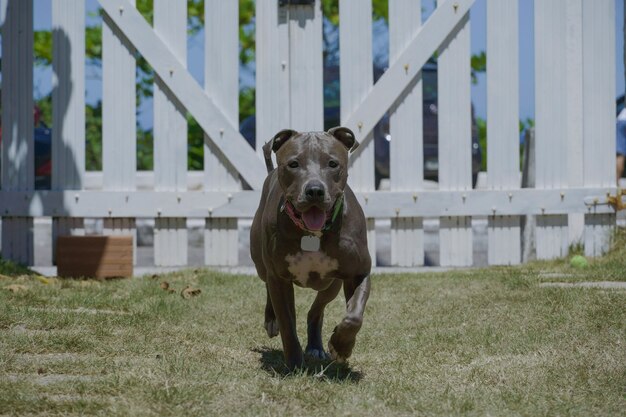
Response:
[345, 0, 475, 164]
[97, 0, 266, 190]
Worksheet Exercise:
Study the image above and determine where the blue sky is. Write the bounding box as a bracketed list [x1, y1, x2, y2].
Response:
[26, 0, 626, 129]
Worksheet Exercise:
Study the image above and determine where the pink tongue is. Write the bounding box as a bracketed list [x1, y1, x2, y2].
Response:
[301, 206, 326, 231]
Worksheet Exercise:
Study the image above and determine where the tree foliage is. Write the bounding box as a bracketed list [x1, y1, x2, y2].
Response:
[471, 51, 486, 85]
[322, 0, 388, 25]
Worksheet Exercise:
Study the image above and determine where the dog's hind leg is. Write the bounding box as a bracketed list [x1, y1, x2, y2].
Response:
[264, 284, 279, 338]
[305, 279, 342, 360]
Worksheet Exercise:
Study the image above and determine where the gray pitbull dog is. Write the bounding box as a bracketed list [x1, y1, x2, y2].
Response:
[250, 127, 371, 370]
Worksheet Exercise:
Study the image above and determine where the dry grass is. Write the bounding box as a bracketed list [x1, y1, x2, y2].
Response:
[0, 229, 625, 416]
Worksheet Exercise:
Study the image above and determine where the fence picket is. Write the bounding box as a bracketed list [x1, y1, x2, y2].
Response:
[564, 0, 585, 247]
[582, 0, 616, 256]
[437, 1, 473, 266]
[102, 0, 137, 263]
[288, 0, 323, 131]
[203, 0, 239, 266]
[534, 0, 569, 259]
[51, 0, 86, 263]
[486, 0, 520, 265]
[341, 0, 376, 264]
[0, 0, 34, 265]
[389, 0, 424, 266]
[255, 0, 290, 155]
[153, 0, 188, 266]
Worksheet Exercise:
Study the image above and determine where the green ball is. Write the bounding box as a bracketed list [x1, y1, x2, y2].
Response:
[570, 255, 588, 268]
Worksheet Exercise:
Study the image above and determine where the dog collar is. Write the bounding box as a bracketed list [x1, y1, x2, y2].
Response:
[281, 194, 344, 234]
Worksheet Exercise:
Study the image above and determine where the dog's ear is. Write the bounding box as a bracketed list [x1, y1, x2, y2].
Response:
[270, 129, 298, 153]
[262, 129, 298, 172]
[328, 126, 359, 153]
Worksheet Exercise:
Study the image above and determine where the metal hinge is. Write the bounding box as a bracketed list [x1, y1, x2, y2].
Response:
[585, 189, 626, 211]
[607, 189, 626, 211]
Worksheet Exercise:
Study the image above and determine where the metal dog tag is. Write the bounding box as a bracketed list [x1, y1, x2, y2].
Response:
[301, 235, 320, 252]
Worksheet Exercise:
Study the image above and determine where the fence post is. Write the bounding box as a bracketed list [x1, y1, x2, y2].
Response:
[534, 0, 569, 259]
[0, 0, 34, 265]
[437, 0, 473, 266]
[102, 0, 137, 263]
[389, 0, 424, 266]
[486, 0, 520, 265]
[51, 0, 86, 263]
[341, 0, 376, 264]
[153, 0, 188, 266]
[204, 0, 240, 266]
[582, 0, 616, 256]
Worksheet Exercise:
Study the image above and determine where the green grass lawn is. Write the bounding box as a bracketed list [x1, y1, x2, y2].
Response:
[1, 230, 625, 416]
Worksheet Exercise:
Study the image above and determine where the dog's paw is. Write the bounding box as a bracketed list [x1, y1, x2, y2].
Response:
[327, 341, 347, 364]
[264, 320, 279, 338]
[305, 346, 330, 361]
[328, 331, 355, 364]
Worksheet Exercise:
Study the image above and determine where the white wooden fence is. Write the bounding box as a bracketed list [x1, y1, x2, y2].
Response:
[0, 0, 620, 269]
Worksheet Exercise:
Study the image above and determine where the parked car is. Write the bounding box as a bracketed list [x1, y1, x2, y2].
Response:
[33, 124, 52, 189]
[240, 59, 482, 188]
[616, 95, 625, 179]
[0, 105, 52, 189]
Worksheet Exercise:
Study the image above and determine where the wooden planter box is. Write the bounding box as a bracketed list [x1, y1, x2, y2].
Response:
[56, 236, 133, 278]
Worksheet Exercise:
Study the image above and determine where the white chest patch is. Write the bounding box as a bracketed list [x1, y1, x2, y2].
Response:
[285, 251, 339, 287]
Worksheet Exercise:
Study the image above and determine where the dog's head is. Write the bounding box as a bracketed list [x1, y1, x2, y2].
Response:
[266, 127, 358, 231]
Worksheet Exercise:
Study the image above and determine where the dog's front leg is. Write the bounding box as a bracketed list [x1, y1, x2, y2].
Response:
[266, 275, 304, 370]
[328, 275, 371, 363]
[306, 279, 342, 360]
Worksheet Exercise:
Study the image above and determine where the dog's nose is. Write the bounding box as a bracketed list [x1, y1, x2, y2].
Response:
[305, 181, 325, 201]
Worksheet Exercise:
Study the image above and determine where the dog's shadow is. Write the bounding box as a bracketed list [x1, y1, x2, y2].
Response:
[251, 346, 363, 383]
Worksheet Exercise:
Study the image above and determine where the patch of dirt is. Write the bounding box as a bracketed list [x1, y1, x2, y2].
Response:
[44, 393, 108, 403]
[538, 271, 574, 279]
[14, 352, 96, 361]
[4, 373, 99, 385]
[25, 307, 132, 315]
[9, 324, 45, 334]
[467, 352, 551, 368]
[539, 281, 626, 289]
[4, 284, 29, 293]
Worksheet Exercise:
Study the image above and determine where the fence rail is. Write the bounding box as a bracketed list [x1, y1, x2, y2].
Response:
[0, 0, 619, 269]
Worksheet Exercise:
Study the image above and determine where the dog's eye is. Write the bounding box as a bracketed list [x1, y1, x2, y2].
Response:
[328, 160, 339, 168]
[288, 161, 299, 169]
